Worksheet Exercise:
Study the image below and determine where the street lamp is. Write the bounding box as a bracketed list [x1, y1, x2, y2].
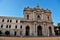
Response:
[56, 28, 59, 36]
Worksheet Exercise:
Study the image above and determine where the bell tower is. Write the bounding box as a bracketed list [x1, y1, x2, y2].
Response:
[33, 5, 41, 21]
[24, 6, 33, 21]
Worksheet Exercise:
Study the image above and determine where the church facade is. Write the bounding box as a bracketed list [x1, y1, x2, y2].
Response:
[0, 5, 55, 36]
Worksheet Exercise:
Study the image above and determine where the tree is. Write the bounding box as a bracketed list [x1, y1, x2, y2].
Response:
[57, 23, 60, 27]
[57, 23, 60, 35]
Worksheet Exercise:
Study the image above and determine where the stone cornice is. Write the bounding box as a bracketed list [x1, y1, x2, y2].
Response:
[0, 16, 24, 20]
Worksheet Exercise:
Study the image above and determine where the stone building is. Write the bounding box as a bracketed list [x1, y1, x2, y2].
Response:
[0, 5, 55, 36]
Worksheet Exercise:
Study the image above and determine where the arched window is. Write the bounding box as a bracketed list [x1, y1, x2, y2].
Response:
[16, 20, 18, 23]
[2, 19, 4, 22]
[6, 25, 8, 28]
[48, 16, 49, 20]
[9, 25, 11, 28]
[1, 24, 3, 28]
[37, 15, 40, 20]
[7, 20, 9, 22]
[27, 15, 29, 20]
[20, 25, 22, 29]
[15, 25, 17, 29]
[38, 15, 40, 18]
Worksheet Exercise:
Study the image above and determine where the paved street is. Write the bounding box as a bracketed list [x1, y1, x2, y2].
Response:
[0, 37, 60, 40]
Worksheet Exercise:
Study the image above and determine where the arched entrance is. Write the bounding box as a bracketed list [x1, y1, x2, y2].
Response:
[49, 27, 52, 36]
[25, 26, 30, 36]
[0, 31, 2, 35]
[5, 31, 10, 36]
[14, 31, 16, 36]
[37, 25, 42, 36]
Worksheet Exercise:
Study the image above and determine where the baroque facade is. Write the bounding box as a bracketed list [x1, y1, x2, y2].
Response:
[0, 5, 55, 36]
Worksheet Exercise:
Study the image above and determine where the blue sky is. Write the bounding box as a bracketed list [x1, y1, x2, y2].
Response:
[0, 0, 60, 26]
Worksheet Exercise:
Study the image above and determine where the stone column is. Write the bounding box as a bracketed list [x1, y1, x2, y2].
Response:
[33, 23, 37, 36]
[31, 24, 34, 36]
[51, 25, 55, 36]
[35, 24, 37, 36]
[22, 24, 25, 36]
[47, 27, 49, 36]
[30, 25, 32, 36]
[42, 25, 45, 36]
[43, 23, 48, 36]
